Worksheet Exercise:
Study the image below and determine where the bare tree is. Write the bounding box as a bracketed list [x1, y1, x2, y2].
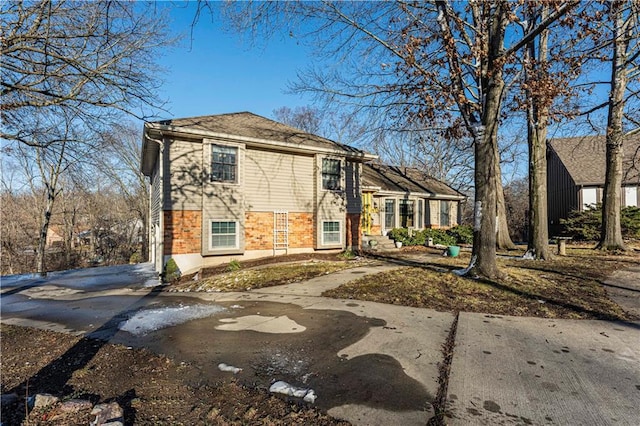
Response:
[599, 0, 639, 250]
[216, 1, 575, 279]
[98, 122, 150, 261]
[1, 0, 171, 147]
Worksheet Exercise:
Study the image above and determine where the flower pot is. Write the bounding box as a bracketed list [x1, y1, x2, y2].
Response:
[395, 241, 403, 249]
[447, 245, 460, 257]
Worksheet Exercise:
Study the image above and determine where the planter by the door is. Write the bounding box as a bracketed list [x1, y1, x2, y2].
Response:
[395, 241, 403, 249]
[447, 245, 460, 257]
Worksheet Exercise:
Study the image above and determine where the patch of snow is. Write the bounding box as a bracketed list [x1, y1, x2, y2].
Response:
[230, 304, 244, 309]
[119, 304, 226, 335]
[218, 363, 242, 374]
[453, 255, 477, 276]
[269, 380, 316, 403]
[522, 251, 536, 260]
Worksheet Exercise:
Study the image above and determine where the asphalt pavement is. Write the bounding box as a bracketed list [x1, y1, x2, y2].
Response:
[1, 261, 639, 426]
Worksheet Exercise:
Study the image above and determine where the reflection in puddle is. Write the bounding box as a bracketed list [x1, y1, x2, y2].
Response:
[216, 315, 306, 333]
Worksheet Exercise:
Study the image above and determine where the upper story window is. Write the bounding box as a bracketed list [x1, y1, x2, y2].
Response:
[211, 145, 237, 183]
[322, 158, 341, 190]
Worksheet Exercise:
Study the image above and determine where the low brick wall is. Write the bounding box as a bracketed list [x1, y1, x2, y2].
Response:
[164, 210, 201, 255]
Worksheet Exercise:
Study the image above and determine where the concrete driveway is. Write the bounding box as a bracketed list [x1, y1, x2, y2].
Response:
[1, 262, 639, 425]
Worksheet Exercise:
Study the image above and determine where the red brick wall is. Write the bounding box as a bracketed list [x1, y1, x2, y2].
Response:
[289, 213, 315, 248]
[164, 210, 201, 255]
[245, 212, 274, 250]
[245, 212, 315, 250]
[346, 213, 362, 250]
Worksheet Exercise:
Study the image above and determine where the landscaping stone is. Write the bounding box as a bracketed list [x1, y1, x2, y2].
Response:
[59, 398, 93, 412]
[33, 393, 59, 409]
[90, 402, 124, 425]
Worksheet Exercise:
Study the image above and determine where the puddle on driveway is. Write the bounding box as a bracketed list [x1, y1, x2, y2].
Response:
[116, 300, 432, 412]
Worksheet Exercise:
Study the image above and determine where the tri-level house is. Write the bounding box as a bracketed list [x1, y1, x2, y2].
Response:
[547, 135, 640, 234]
[141, 112, 465, 275]
[141, 112, 375, 274]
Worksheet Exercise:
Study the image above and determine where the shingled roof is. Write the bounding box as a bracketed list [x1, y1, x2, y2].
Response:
[150, 111, 367, 155]
[548, 135, 640, 185]
[363, 163, 465, 198]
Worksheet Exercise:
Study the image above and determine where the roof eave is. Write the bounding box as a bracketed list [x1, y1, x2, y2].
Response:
[145, 122, 378, 162]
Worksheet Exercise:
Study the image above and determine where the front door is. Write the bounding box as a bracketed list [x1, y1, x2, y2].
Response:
[362, 192, 373, 235]
[384, 199, 395, 232]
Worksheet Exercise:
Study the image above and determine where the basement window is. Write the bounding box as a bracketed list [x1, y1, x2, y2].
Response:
[210, 220, 238, 250]
[322, 221, 341, 245]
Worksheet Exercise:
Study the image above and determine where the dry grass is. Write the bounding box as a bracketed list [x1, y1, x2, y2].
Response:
[169, 259, 375, 292]
[323, 246, 639, 320]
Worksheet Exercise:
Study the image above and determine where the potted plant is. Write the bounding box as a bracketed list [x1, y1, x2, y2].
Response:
[395, 241, 403, 249]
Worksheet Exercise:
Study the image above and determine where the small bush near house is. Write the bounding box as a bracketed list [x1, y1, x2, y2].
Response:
[129, 252, 142, 264]
[387, 227, 463, 246]
[227, 259, 241, 272]
[164, 258, 181, 283]
[446, 225, 474, 245]
[561, 204, 640, 241]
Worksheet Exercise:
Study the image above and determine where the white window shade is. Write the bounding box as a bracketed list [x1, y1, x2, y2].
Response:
[624, 187, 638, 207]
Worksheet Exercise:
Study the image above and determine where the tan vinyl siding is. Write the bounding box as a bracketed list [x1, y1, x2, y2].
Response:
[164, 139, 203, 211]
[316, 154, 347, 248]
[202, 139, 246, 255]
[244, 148, 314, 212]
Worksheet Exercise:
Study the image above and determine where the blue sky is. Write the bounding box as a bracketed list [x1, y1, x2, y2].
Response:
[156, 3, 314, 120]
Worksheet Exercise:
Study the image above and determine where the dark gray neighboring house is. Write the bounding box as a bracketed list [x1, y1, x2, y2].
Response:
[547, 135, 640, 234]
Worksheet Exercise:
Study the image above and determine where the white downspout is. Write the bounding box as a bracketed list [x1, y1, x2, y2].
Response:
[145, 130, 165, 274]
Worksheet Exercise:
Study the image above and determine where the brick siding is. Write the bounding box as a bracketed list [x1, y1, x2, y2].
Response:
[289, 212, 315, 248]
[164, 210, 202, 255]
[346, 213, 362, 249]
[245, 212, 274, 250]
[245, 212, 315, 250]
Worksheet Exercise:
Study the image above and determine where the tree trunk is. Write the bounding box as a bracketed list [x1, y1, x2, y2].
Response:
[528, 123, 551, 259]
[471, 124, 499, 279]
[525, 4, 552, 260]
[36, 188, 56, 276]
[496, 161, 517, 250]
[468, 3, 508, 280]
[599, 1, 630, 251]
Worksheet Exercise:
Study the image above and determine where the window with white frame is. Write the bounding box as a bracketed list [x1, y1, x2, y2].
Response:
[322, 221, 341, 245]
[210, 220, 238, 249]
[322, 158, 341, 190]
[211, 145, 237, 183]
